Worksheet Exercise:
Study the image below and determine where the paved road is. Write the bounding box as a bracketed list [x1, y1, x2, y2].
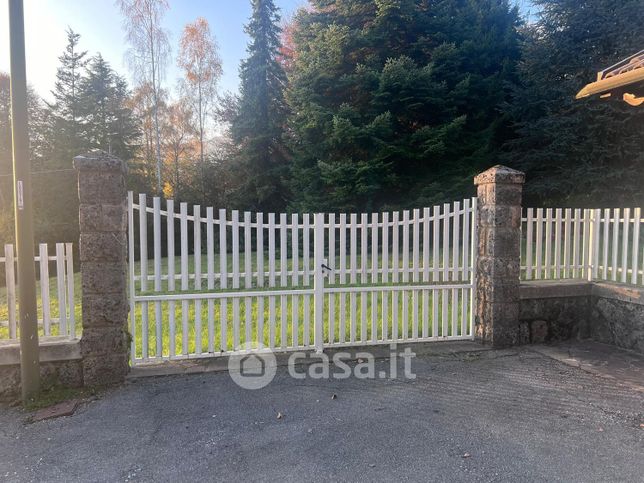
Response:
[1, 349, 643, 482]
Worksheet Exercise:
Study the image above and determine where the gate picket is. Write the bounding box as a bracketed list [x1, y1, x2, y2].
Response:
[279, 213, 287, 349]
[302, 213, 310, 346]
[327, 213, 335, 344]
[257, 212, 265, 346]
[167, 200, 176, 357]
[244, 211, 252, 349]
[232, 210, 240, 349]
[139, 194, 148, 359]
[268, 212, 276, 348]
[180, 202, 189, 356]
[219, 208, 228, 352]
[153, 197, 162, 357]
[194, 206, 202, 354]
[206, 207, 215, 353]
[292, 213, 299, 347]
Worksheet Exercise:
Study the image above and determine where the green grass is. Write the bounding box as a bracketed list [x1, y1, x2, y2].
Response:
[24, 385, 103, 411]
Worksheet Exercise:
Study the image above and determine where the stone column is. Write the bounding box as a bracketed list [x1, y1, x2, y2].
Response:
[474, 165, 525, 347]
[74, 151, 129, 385]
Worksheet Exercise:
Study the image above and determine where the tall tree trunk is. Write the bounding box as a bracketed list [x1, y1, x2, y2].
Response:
[174, 153, 180, 199]
[198, 83, 205, 204]
[150, 16, 163, 196]
[153, 88, 162, 195]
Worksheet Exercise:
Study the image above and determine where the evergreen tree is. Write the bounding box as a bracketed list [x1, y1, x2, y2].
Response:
[231, 0, 289, 212]
[48, 28, 88, 166]
[503, 0, 644, 206]
[286, 0, 521, 212]
[79, 54, 138, 160]
[0, 72, 70, 246]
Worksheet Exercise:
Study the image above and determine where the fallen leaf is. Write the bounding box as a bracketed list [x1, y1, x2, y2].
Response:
[598, 427, 604, 432]
[277, 412, 283, 420]
[462, 453, 471, 459]
[331, 394, 337, 400]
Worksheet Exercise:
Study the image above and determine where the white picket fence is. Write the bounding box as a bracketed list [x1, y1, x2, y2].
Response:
[521, 207, 644, 285]
[0, 243, 75, 340]
[128, 193, 478, 364]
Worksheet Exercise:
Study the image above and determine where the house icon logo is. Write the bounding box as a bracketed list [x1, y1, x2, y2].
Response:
[228, 344, 277, 390]
[240, 354, 266, 376]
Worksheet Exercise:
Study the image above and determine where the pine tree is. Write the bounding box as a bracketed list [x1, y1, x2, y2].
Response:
[231, 0, 289, 212]
[1, 71, 73, 246]
[48, 28, 88, 166]
[79, 55, 138, 160]
[286, 0, 521, 212]
[503, 0, 644, 206]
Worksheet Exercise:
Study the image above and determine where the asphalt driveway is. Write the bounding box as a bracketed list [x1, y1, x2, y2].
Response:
[1, 348, 643, 482]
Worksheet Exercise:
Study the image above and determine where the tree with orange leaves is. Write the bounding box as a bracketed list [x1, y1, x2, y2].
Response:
[277, 14, 297, 73]
[177, 17, 223, 202]
[162, 100, 197, 200]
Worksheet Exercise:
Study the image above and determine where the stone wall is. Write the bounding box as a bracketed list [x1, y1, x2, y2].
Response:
[0, 152, 130, 402]
[74, 152, 130, 386]
[519, 280, 644, 354]
[0, 338, 83, 402]
[519, 281, 591, 344]
[474, 165, 525, 347]
[591, 283, 644, 354]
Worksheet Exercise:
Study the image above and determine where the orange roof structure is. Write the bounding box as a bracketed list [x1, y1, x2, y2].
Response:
[576, 50, 644, 106]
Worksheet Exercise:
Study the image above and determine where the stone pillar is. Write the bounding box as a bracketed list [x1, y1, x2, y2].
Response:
[74, 151, 129, 385]
[474, 165, 525, 348]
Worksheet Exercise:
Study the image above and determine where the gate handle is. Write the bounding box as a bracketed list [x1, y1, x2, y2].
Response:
[321, 263, 334, 275]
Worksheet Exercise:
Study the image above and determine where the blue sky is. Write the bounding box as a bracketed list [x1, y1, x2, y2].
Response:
[1, 1, 533, 100]
[0, 0, 305, 100]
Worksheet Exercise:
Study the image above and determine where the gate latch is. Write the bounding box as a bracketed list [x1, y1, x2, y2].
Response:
[321, 262, 333, 277]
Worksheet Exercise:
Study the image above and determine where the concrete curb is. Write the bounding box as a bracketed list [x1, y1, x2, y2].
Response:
[127, 340, 492, 379]
[529, 341, 644, 393]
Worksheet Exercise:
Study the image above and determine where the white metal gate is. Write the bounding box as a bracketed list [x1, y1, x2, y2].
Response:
[128, 193, 477, 365]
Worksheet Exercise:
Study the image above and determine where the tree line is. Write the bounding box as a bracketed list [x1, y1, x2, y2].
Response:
[1, 0, 642, 247]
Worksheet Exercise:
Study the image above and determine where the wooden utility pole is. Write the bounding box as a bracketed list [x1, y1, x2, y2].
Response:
[8, 0, 40, 403]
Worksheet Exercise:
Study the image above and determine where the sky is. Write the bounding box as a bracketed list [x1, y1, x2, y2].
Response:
[1, 0, 534, 101]
[0, 0, 305, 100]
